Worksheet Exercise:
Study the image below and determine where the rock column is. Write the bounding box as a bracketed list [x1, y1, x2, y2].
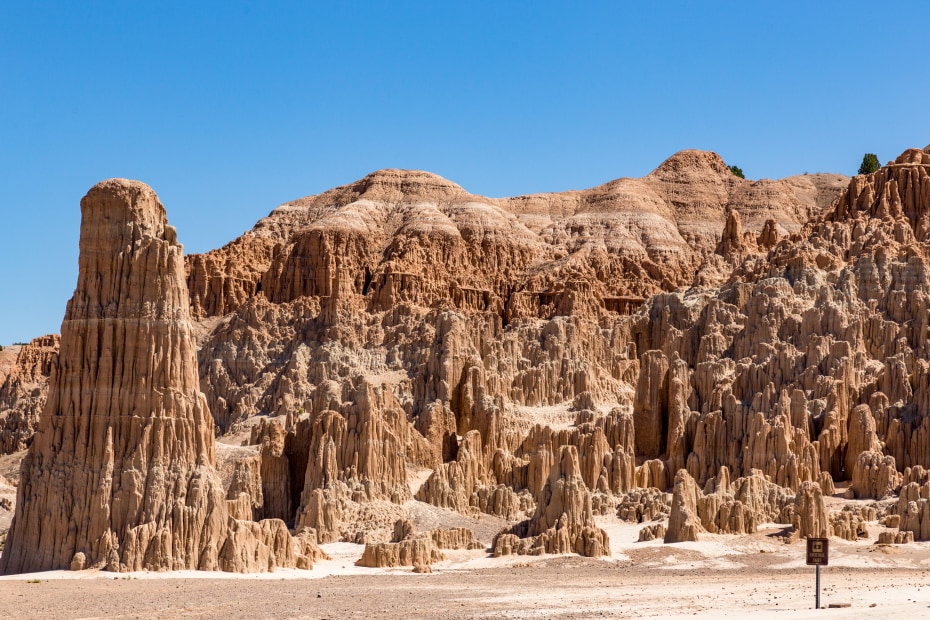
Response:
[0, 180, 303, 574]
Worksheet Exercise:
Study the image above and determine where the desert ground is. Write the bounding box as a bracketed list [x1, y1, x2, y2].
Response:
[2, 521, 929, 619]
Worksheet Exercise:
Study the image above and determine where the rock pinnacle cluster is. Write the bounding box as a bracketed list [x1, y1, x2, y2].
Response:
[4, 147, 930, 573]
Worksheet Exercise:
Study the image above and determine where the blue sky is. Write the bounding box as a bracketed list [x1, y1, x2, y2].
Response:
[1, 1, 928, 344]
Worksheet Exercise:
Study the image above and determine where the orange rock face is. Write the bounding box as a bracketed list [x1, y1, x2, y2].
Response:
[0, 180, 307, 574]
[186, 155, 846, 324]
[171, 153, 851, 550]
[27, 146, 930, 561]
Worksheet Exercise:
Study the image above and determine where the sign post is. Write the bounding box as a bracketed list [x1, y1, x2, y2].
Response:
[806, 537, 829, 609]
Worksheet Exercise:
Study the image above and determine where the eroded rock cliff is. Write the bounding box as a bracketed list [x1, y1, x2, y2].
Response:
[27, 145, 930, 565]
[163, 153, 849, 552]
[0, 180, 310, 574]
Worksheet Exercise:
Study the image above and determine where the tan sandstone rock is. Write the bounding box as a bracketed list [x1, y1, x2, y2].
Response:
[3, 149, 896, 564]
[356, 518, 445, 568]
[0, 180, 307, 574]
[493, 445, 609, 557]
[897, 481, 930, 541]
[664, 468, 792, 543]
[664, 470, 704, 543]
[792, 482, 829, 539]
[430, 527, 484, 550]
[877, 530, 913, 544]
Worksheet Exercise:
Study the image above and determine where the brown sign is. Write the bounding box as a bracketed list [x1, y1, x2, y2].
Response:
[806, 537, 829, 565]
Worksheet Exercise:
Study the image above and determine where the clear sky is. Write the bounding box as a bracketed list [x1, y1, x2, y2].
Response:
[2, 1, 929, 344]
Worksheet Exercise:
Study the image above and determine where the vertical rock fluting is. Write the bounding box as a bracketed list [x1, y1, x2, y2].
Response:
[0, 152, 878, 560]
[0, 180, 305, 574]
[662, 468, 792, 543]
[664, 469, 705, 543]
[492, 445, 609, 557]
[792, 482, 829, 539]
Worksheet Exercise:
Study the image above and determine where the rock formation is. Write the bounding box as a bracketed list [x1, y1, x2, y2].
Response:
[897, 481, 930, 540]
[664, 470, 705, 543]
[356, 518, 445, 569]
[492, 445, 609, 557]
[829, 505, 873, 541]
[616, 487, 671, 523]
[430, 527, 484, 550]
[638, 523, 667, 541]
[0, 180, 308, 574]
[35, 145, 930, 565]
[791, 482, 829, 539]
[0, 335, 57, 454]
[878, 530, 913, 544]
[0, 473, 15, 541]
[664, 468, 793, 543]
[356, 536, 444, 569]
[851, 451, 901, 500]
[627, 147, 930, 539]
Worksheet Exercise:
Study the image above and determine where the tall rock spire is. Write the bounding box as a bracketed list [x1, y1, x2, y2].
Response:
[0, 179, 304, 574]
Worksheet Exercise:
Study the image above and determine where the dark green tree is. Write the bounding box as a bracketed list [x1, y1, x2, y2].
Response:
[728, 164, 745, 179]
[858, 153, 880, 175]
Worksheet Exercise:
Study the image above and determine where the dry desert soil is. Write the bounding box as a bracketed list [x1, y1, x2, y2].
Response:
[2, 523, 929, 619]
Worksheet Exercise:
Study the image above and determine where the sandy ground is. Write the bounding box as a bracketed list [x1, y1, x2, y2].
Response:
[2, 522, 930, 619]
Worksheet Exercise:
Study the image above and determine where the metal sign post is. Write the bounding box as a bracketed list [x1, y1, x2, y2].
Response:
[806, 538, 829, 609]
[816, 565, 821, 609]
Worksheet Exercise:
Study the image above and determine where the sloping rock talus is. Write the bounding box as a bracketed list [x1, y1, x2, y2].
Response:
[0, 180, 307, 574]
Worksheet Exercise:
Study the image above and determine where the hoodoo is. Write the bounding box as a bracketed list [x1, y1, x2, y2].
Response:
[15, 148, 930, 567]
[0, 180, 307, 574]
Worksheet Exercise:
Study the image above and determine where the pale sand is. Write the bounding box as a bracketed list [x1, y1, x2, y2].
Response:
[2, 523, 929, 618]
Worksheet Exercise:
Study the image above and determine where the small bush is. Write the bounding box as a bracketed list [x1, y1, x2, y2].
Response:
[858, 153, 880, 175]
[728, 165, 745, 179]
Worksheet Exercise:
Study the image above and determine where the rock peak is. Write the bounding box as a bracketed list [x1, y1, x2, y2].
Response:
[648, 149, 733, 180]
[82, 179, 168, 239]
[893, 147, 930, 166]
[341, 168, 469, 203]
[828, 144, 930, 230]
